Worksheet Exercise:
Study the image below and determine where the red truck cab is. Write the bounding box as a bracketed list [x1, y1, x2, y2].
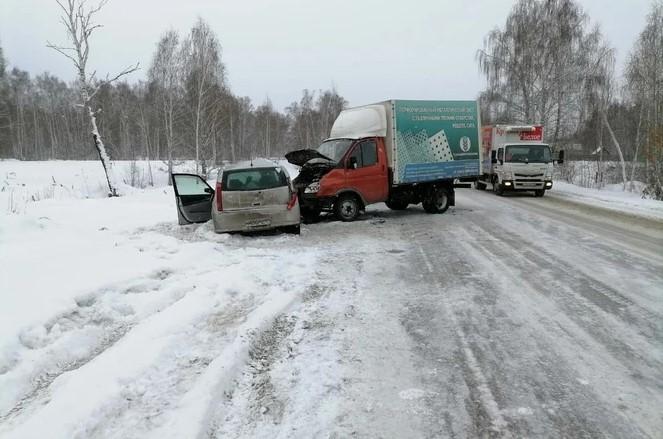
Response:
[286, 137, 389, 221]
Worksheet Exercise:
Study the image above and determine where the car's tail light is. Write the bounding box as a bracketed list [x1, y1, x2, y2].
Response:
[215, 181, 223, 211]
[287, 192, 297, 210]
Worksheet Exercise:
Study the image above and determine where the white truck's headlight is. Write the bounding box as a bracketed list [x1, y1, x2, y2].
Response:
[304, 182, 320, 193]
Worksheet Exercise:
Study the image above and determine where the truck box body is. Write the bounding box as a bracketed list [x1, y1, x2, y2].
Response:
[287, 99, 482, 221]
[330, 100, 482, 185]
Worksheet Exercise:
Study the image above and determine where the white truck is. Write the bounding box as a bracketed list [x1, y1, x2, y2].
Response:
[475, 124, 564, 197]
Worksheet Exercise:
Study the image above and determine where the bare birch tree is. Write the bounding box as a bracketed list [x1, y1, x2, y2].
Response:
[180, 18, 225, 174]
[47, 0, 138, 196]
[478, 0, 595, 142]
[626, 1, 663, 199]
[148, 30, 181, 181]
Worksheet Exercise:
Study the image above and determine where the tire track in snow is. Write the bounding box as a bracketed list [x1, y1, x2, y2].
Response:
[398, 204, 656, 437]
[464, 222, 663, 373]
[503, 193, 663, 265]
[0, 266, 208, 432]
[451, 222, 662, 437]
[145, 282, 315, 439]
[417, 245, 510, 437]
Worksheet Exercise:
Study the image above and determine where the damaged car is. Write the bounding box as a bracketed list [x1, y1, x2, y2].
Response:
[172, 160, 301, 234]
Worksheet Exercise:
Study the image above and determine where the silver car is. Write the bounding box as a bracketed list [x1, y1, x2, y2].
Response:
[172, 161, 301, 234]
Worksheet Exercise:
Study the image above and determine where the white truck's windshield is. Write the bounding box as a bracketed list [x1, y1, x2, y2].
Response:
[505, 144, 552, 163]
[317, 139, 353, 163]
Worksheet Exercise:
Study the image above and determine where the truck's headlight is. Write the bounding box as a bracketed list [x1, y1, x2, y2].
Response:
[304, 181, 320, 193]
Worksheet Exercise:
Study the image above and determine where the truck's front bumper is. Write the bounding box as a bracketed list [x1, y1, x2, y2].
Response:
[502, 180, 552, 191]
[298, 193, 335, 212]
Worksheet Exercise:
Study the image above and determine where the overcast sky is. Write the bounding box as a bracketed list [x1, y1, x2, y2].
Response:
[0, 0, 652, 111]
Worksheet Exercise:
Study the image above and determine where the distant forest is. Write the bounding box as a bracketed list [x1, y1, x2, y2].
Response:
[0, 0, 661, 197]
[0, 17, 346, 168]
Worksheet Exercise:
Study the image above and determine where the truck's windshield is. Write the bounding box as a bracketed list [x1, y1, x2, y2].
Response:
[505, 145, 552, 163]
[317, 139, 353, 163]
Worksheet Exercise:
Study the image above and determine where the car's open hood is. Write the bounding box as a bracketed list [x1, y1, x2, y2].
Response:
[285, 149, 334, 166]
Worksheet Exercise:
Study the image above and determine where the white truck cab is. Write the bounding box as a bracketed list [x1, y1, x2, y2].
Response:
[476, 125, 563, 197]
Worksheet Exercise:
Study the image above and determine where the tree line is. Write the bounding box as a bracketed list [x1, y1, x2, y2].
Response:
[0, 17, 346, 175]
[478, 0, 663, 198]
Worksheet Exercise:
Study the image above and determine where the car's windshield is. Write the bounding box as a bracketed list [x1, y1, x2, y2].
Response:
[222, 167, 288, 191]
[317, 139, 353, 163]
[505, 144, 552, 163]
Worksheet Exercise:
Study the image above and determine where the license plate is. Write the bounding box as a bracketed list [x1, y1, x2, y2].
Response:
[245, 218, 271, 228]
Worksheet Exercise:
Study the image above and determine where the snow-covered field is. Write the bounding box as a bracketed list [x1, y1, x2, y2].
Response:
[1, 160, 662, 438]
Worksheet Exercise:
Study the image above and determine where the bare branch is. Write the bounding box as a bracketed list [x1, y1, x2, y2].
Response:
[46, 41, 81, 68]
[104, 63, 140, 85]
[87, 63, 140, 101]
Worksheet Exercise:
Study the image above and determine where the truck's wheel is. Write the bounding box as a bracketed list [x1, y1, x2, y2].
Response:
[335, 194, 360, 221]
[534, 189, 545, 197]
[385, 199, 408, 210]
[474, 180, 487, 191]
[492, 178, 504, 196]
[422, 188, 450, 214]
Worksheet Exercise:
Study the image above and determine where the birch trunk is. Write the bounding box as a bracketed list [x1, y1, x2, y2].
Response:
[602, 112, 628, 190]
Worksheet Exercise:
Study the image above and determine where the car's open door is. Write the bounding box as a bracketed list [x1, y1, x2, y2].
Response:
[171, 173, 214, 224]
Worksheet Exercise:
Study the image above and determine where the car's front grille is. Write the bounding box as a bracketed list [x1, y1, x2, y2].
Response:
[515, 173, 543, 177]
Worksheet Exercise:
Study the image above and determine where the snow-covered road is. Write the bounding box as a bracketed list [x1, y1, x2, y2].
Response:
[1, 187, 662, 438]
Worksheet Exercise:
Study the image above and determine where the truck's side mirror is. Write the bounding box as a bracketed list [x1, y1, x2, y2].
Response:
[491, 150, 497, 164]
[348, 156, 358, 169]
[557, 150, 565, 164]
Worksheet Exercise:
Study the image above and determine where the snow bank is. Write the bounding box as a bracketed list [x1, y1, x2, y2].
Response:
[0, 159, 297, 215]
[550, 181, 663, 221]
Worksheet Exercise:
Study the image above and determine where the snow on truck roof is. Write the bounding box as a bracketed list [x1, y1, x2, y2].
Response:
[494, 125, 542, 132]
[329, 104, 387, 140]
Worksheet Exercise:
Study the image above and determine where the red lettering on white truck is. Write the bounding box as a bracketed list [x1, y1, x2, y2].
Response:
[520, 126, 543, 141]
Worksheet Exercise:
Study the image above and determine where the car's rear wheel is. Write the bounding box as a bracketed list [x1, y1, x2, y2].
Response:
[335, 194, 360, 222]
[283, 224, 301, 235]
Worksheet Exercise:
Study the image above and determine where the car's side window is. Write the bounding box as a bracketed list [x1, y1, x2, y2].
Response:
[361, 140, 378, 167]
[173, 175, 210, 196]
[497, 148, 504, 162]
[349, 145, 363, 168]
